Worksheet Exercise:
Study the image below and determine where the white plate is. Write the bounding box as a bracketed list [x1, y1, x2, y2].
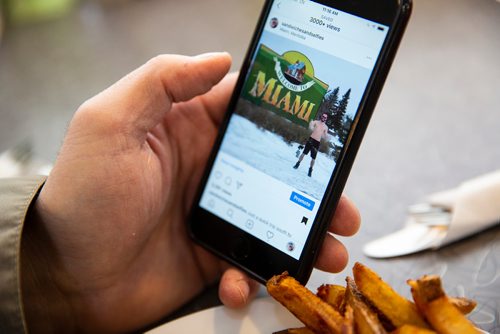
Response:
[146, 297, 301, 334]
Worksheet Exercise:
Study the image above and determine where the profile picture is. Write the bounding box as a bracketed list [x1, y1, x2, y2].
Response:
[270, 17, 279, 29]
[287, 242, 295, 252]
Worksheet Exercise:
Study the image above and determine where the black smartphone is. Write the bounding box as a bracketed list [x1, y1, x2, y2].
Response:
[189, 0, 411, 285]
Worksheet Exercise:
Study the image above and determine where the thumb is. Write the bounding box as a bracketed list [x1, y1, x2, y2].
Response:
[73, 52, 232, 141]
[219, 268, 260, 308]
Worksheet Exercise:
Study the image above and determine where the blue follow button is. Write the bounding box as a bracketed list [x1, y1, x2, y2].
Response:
[289, 191, 315, 211]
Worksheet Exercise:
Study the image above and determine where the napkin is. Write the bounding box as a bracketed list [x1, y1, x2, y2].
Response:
[363, 170, 500, 258]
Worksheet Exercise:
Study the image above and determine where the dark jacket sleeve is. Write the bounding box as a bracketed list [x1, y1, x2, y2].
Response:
[0, 176, 46, 334]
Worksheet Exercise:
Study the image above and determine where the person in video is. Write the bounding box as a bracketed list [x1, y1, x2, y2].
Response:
[293, 113, 329, 177]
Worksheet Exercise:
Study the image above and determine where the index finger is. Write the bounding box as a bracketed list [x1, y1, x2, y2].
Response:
[75, 53, 232, 142]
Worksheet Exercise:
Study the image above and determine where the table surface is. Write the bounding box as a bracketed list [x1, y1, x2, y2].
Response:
[1, 0, 499, 332]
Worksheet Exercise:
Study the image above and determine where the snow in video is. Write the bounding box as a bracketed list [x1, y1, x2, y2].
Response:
[220, 112, 339, 201]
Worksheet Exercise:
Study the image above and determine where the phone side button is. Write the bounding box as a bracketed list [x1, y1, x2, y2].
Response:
[230, 237, 250, 260]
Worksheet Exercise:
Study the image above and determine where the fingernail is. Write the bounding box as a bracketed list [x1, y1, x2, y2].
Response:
[194, 51, 229, 59]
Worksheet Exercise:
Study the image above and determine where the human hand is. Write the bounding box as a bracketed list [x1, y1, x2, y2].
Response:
[21, 53, 360, 333]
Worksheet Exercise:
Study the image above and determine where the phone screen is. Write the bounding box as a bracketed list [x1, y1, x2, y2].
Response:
[198, 0, 389, 260]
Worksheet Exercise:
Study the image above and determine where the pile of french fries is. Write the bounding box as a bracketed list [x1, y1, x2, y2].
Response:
[267, 262, 481, 334]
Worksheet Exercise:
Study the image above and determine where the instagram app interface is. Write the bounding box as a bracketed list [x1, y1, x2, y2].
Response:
[200, 0, 388, 259]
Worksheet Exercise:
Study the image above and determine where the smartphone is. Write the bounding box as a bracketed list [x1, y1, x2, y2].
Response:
[189, 0, 411, 285]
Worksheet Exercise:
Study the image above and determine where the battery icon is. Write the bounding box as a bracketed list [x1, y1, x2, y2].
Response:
[378, 26, 385, 31]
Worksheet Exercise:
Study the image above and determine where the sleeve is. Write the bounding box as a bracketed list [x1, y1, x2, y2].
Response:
[0, 176, 47, 334]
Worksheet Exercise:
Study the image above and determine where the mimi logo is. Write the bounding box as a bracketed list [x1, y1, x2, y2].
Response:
[274, 51, 316, 92]
[243, 44, 328, 126]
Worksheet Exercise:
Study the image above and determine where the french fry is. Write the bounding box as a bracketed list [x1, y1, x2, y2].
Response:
[407, 277, 480, 334]
[352, 262, 428, 330]
[342, 305, 355, 334]
[407, 275, 443, 306]
[424, 297, 479, 334]
[273, 328, 315, 334]
[317, 284, 346, 312]
[449, 297, 477, 315]
[391, 324, 437, 334]
[267, 272, 344, 334]
[344, 277, 387, 334]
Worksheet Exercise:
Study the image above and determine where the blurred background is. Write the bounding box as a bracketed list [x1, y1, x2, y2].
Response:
[0, 0, 262, 161]
[1, 0, 499, 332]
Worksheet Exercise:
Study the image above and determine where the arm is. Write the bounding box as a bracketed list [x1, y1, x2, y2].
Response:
[323, 126, 330, 141]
